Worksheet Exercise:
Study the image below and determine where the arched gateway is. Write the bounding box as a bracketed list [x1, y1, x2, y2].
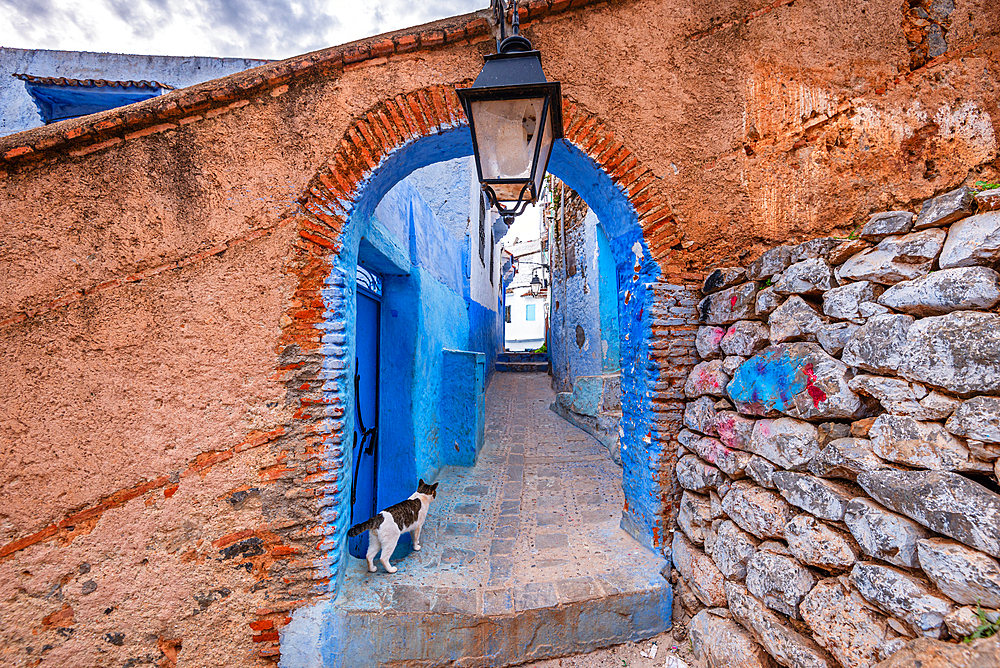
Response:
[279, 84, 685, 594]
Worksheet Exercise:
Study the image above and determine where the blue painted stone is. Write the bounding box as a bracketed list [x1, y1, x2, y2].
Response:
[727, 346, 810, 416]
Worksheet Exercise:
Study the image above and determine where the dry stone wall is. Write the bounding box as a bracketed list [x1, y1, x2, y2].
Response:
[678, 186, 1000, 668]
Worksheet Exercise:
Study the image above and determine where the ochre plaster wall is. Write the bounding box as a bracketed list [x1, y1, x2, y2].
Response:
[0, 0, 998, 664]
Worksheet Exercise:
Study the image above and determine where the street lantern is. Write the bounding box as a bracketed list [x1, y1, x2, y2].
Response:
[529, 273, 543, 297]
[457, 0, 562, 224]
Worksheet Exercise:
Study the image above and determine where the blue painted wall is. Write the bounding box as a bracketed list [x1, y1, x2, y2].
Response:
[597, 224, 621, 372]
[303, 127, 662, 606]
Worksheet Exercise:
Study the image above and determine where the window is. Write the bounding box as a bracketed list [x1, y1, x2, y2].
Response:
[505, 305, 511, 323]
[525, 304, 536, 321]
[15, 74, 170, 124]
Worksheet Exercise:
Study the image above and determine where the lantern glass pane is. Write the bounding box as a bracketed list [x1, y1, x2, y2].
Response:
[470, 96, 547, 182]
[532, 102, 555, 201]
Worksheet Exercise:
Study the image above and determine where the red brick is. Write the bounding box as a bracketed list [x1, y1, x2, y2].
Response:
[526, 0, 550, 18]
[249, 620, 274, 631]
[163, 484, 179, 499]
[394, 34, 419, 53]
[343, 45, 370, 64]
[444, 26, 467, 43]
[385, 99, 415, 141]
[370, 39, 394, 58]
[393, 95, 419, 137]
[366, 112, 390, 149]
[466, 18, 490, 36]
[375, 109, 400, 148]
[4, 146, 33, 160]
[213, 528, 255, 549]
[253, 631, 280, 643]
[420, 30, 445, 47]
[428, 86, 450, 126]
[551, 0, 571, 11]
[416, 89, 439, 127]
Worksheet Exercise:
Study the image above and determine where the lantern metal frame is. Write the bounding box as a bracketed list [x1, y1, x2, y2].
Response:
[456, 0, 563, 225]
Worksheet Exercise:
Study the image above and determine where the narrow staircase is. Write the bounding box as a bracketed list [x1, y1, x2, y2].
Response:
[495, 351, 549, 373]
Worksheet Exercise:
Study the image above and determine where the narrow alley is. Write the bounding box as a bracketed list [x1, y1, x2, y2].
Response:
[333, 371, 672, 666]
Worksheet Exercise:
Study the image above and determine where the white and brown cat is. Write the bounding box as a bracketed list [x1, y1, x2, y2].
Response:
[347, 479, 439, 573]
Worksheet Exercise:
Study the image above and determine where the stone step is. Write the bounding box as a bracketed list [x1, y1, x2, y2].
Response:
[497, 351, 549, 364]
[496, 360, 549, 373]
[294, 557, 672, 668]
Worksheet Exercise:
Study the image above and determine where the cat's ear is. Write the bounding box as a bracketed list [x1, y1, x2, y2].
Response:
[418, 478, 425, 488]
[431, 483, 439, 491]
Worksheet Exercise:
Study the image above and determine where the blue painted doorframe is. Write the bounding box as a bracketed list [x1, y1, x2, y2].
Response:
[348, 268, 381, 559]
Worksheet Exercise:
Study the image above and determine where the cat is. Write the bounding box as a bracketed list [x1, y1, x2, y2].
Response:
[347, 478, 439, 574]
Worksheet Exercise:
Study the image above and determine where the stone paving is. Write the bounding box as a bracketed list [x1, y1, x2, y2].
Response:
[330, 372, 672, 667]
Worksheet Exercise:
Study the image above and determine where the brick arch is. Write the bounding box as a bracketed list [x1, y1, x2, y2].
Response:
[276, 83, 687, 597]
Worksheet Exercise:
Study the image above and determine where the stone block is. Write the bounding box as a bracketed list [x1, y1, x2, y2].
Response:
[755, 287, 783, 316]
[684, 395, 718, 436]
[747, 456, 778, 489]
[823, 281, 884, 322]
[723, 355, 747, 375]
[772, 258, 839, 296]
[850, 562, 953, 638]
[975, 188, 1000, 212]
[769, 296, 826, 344]
[878, 267, 1000, 316]
[699, 282, 759, 325]
[800, 578, 894, 668]
[791, 237, 846, 263]
[874, 634, 1000, 668]
[697, 325, 727, 359]
[946, 396, 1000, 444]
[837, 229, 946, 285]
[916, 538, 1000, 608]
[686, 359, 731, 398]
[817, 422, 851, 446]
[844, 497, 930, 568]
[693, 436, 752, 478]
[703, 267, 748, 295]
[746, 550, 816, 619]
[747, 246, 795, 281]
[721, 481, 795, 539]
[676, 454, 728, 494]
[857, 469, 1000, 559]
[678, 490, 715, 546]
[749, 418, 821, 470]
[708, 519, 759, 581]
[725, 581, 834, 668]
[772, 472, 855, 521]
[808, 438, 890, 481]
[869, 414, 978, 471]
[714, 411, 755, 450]
[939, 212, 1000, 269]
[672, 532, 727, 607]
[945, 606, 999, 638]
[841, 314, 915, 375]
[722, 320, 771, 357]
[690, 609, 778, 668]
[827, 238, 871, 265]
[897, 311, 1000, 396]
[817, 322, 860, 356]
[728, 343, 869, 421]
[849, 374, 959, 420]
[784, 514, 858, 571]
[861, 211, 915, 242]
[914, 187, 976, 230]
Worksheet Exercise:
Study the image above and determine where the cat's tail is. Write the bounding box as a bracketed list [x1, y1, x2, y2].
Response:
[347, 515, 382, 537]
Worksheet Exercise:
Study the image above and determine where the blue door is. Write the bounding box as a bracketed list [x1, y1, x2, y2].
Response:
[349, 266, 381, 558]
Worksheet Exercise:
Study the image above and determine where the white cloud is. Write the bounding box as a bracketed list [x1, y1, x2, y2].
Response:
[0, 0, 484, 60]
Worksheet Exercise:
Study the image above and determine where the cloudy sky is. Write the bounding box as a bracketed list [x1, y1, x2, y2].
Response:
[0, 0, 485, 61]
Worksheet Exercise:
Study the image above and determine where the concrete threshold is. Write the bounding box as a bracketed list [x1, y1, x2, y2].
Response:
[323, 372, 671, 667]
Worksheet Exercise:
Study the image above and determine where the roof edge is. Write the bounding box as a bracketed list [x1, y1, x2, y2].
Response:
[0, 0, 606, 171]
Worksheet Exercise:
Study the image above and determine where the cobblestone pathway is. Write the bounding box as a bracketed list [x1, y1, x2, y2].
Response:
[338, 371, 665, 623]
